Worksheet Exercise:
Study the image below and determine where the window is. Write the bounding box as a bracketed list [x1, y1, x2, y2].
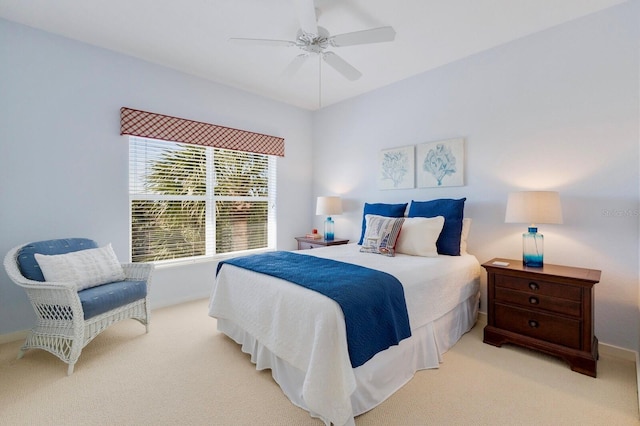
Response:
[129, 136, 276, 263]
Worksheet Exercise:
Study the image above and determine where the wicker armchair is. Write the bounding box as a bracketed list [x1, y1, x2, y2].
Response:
[4, 238, 153, 375]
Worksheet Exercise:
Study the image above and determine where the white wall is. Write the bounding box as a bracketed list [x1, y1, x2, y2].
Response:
[0, 19, 314, 334]
[312, 2, 639, 351]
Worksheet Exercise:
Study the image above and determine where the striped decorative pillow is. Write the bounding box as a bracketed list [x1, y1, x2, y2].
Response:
[359, 214, 405, 257]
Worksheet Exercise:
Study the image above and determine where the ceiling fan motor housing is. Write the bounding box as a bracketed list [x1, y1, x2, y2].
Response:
[296, 26, 330, 54]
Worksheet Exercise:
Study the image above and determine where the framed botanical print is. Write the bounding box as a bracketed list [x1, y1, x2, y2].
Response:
[416, 138, 465, 188]
[378, 145, 415, 190]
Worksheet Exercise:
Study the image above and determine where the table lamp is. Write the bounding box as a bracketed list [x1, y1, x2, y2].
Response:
[316, 196, 343, 241]
[505, 191, 563, 267]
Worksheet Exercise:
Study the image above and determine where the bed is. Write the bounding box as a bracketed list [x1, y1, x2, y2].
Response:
[208, 241, 481, 425]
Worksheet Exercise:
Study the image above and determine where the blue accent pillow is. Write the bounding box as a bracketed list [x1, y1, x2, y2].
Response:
[358, 202, 408, 245]
[408, 198, 466, 256]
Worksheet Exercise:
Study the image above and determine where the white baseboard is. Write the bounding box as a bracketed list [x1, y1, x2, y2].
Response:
[599, 342, 637, 362]
[637, 351, 640, 419]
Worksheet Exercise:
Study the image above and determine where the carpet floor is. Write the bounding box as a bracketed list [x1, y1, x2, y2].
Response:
[1, 298, 637, 425]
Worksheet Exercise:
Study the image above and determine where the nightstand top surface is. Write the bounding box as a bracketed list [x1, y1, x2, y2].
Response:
[483, 258, 601, 283]
[295, 236, 349, 245]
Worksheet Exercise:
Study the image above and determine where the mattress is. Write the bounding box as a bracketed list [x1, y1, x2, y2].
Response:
[209, 244, 481, 425]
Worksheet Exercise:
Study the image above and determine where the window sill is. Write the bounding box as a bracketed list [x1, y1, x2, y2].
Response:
[148, 247, 276, 270]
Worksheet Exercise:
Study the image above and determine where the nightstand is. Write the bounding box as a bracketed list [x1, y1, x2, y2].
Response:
[295, 236, 349, 250]
[482, 258, 601, 377]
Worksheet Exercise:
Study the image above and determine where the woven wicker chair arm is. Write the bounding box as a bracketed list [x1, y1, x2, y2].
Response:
[121, 263, 154, 282]
[14, 279, 77, 291]
[9, 272, 80, 313]
[3, 245, 77, 291]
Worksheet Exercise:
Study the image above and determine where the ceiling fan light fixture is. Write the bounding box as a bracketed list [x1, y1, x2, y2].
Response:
[296, 27, 330, 53]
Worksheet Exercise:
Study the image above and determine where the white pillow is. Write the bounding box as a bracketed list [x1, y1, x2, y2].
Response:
[395, 216, 445, 257]
[35, 244, 125, 290]
[460, 218, 472, 254]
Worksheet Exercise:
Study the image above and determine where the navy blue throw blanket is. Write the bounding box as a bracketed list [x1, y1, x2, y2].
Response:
[216, 251, 411, 368]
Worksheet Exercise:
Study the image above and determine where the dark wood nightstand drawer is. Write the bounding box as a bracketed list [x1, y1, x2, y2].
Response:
[495, 287, 582, 317]
[483, 258, 600, 377]
[494, 303, 581, 349]
[298, 241, 323, 250]
[495, 274, 581, 301]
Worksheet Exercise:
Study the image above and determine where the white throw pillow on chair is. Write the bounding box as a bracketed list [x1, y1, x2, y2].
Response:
[35, 243, 125, 290]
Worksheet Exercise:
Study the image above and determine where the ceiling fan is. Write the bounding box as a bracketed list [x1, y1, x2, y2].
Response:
[229, 0, 396, 87]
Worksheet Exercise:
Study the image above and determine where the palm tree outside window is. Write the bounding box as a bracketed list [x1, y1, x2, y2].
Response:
[129, 137, 276, 263]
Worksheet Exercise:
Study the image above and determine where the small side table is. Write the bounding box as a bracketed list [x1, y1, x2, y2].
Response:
[483, 258, 601, 377]
[295, 236, 349, 250]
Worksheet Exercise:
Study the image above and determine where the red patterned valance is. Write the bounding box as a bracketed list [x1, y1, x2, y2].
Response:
[120, 107, 284, 157]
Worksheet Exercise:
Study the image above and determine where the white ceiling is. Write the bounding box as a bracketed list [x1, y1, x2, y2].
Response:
[0, 0, 626, 110]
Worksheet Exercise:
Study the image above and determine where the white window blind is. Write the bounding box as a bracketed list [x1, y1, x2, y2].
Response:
[129, 136, 276, 263]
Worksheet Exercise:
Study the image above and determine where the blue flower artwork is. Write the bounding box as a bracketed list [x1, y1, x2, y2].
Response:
[416, 138, 465, 188]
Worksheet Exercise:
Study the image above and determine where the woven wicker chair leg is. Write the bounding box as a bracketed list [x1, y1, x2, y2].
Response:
[17, 348, 26, 359]
[67, 363, 75, 376]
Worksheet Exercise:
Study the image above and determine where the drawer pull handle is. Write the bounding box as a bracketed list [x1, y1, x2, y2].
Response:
[528, 320, 539, 328]
[529, 296, 539, 305]
[529, 282, 539, 291]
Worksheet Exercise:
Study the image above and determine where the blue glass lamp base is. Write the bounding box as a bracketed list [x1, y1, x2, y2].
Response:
[522, 227, 544, 267]
[324, 217, 335, 241]
[523, 254, 543, 268]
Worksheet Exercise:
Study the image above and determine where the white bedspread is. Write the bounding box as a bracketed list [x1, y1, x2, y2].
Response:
[208, 244, 481, 426]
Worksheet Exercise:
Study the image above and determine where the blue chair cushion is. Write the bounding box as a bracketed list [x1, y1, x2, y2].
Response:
[17, 238, 98, 282]
[79, 280, 147, 320]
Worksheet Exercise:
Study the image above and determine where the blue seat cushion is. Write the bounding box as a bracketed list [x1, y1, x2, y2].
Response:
[79, 280, 147, 320]
[17, 238, 98, 282]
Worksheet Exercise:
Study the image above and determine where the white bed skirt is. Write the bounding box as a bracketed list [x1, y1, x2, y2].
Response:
[217, 290, 480, 425]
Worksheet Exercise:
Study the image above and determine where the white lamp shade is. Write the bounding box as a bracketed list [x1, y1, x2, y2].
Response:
[505, 191, 563, 225]
[316, 196, 343, 216]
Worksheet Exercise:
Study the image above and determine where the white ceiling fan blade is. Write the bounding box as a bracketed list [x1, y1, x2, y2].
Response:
[293, 0, 318, 36]
[329, 26, 396, 47]
[282, 54, 310, 79]
[322, 52, 362, 81]
[229, 37, 296, 47]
